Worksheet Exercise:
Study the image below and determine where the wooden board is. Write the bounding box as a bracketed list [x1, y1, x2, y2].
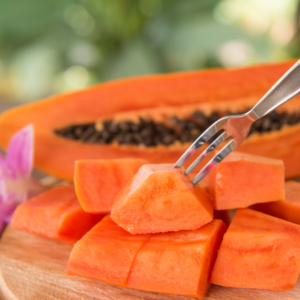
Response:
[0, 227, 300, 300]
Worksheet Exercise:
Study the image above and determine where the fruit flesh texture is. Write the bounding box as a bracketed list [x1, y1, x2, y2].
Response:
[74, 158, 148, 213]
[66, 215, 151, 287]
[0, 61, 300, 180]
[251, 181, 300, 225]
[210, 208, 300, 291]
[11, 185, 103, 243]
[111, 164, 213, 234]
[205, 151, 285, 210]
[126, 220, 227, 300]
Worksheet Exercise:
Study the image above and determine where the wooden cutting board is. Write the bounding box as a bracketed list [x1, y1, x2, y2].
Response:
[0, 226, 299, 300]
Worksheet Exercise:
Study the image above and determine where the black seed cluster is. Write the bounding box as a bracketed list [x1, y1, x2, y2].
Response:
[249, 111, 300, 134]
[54, 110, 300, 146]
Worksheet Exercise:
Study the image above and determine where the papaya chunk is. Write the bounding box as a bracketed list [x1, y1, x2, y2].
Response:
[111, 164, 213, 234]
[205, 151, 285, 210]
[11, 185, 103, 243]
[251, 181, 300, 225]
[210, 208, 300, 291]
[74, 158, 148, 213]
[126, 220, 227, 299]
[66, 215, 151, 287]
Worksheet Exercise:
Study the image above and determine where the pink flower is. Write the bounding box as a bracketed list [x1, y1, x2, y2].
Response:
[0, 125, 44, 231]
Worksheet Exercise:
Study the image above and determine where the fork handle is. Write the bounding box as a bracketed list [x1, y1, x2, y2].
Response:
[249, 60, 300, 120]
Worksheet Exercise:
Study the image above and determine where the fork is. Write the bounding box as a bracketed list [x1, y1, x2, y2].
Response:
[174, 60, 300, 184]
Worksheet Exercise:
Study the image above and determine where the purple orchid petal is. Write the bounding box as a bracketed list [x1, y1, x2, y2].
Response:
[0, 124, 46, 229]
[0, 201, 17, 230]
[6, 124, 34, 177]
[0, 169, 8, 203]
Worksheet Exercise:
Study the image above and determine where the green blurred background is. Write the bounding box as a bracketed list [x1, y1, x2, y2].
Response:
[0, 0, 299, 102]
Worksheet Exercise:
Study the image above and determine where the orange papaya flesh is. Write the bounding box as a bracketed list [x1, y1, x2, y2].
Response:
[210, 208, 300, 291]
[74, 158, 148, 213]
[197, 180, 232, 225]
[111, 164, 213, 234]
[11, 185, 104, 243]
[126, 220, 227, 299]
[205, 151, 285, 210]
[0, 61, 300, 180]
[66, 215, 151, 287]
[251, 181, 300, 225]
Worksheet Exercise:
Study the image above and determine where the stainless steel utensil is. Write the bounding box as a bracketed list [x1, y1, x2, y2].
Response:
[174, 60, 300, 184]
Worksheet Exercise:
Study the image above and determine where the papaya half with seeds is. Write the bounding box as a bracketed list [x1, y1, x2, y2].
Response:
[0, 60, 300, 180]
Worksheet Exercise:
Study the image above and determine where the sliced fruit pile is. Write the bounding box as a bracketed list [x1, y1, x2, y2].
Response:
[10, 154, 300, 299]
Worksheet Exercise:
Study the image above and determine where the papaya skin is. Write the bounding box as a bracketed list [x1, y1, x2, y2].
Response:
[0, 60, 300, 180]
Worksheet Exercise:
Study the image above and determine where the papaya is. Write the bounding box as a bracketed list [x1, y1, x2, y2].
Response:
[74, 158, 148, 213]
[1, 60, 300, 180]
[251, 181, 300, 225]
[205, 151, 285, 210]
[111, 164, 213, 234]
[11, 185, 104, 243]
[66, 215, 227, 299]
[210, 208, 300, 291]
[66, 215, 151, 287]
[126, 219, 227, 299]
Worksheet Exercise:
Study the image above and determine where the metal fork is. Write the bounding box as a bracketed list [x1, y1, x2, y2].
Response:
[174, 60, 300, 184]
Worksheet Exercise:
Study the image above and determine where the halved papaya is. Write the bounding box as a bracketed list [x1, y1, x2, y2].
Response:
[66, 215, 151, 287]
[205, 151, 285, 210]
[74, 158, 148, 213]
[111, 164, 213, 234]
[11, 185, 104, 243]
[210, 208, 300, 291]
[126, 219, 227, 299]
[251, 181, 300, 225]
[1, 60, 300, 180]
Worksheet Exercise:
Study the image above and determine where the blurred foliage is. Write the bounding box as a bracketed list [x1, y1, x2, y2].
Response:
[0, 0, 299, 102]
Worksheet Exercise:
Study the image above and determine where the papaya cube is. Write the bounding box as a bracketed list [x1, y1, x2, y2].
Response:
[205, 151, 285, 210]
[111, 164, 214, 234]
[66, 215, 151, 287]
[74, 158, 148, 213]
[251, 181, 300, 225]
[210, 208, 300, 291]
[11, 185, 103, 243]
[126, 220, 227, 299]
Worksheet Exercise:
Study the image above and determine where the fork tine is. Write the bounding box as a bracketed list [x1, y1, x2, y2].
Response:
[184, 131, 228, 176]
[173, 123, 218, 168]
[192, 139, 237, 185]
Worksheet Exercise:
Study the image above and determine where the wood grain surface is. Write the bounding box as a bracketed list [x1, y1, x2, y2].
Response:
[0, 226, 299, 300]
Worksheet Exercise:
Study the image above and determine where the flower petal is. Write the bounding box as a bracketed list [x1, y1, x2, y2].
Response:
[0, 201, 17, 230]
[0, 168, 8, 203]
[6, 125, 34, 177]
